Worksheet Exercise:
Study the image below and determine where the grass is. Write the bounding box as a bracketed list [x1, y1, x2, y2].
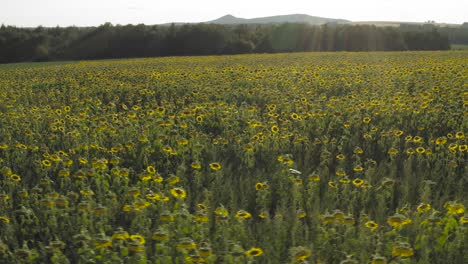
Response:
[451, 44, 468, 50]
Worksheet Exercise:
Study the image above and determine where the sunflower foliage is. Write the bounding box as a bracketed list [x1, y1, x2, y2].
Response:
[0, 51, 467, 263]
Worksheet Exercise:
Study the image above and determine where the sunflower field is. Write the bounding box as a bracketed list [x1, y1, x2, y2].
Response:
[0, 51, 467, 264]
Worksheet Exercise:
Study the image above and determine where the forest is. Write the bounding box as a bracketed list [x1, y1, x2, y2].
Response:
[0, 22, 466, 63]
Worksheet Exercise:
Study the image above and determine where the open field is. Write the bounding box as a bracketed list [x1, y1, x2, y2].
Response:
[0, 51, 467, 263]
[451, 44, 468, 50]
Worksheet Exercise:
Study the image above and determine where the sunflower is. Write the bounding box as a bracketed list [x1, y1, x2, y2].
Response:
[170, 187, 187, 199]
[455, 132, 465, 139]
[406, 148, 415, 155]
[336, 154, 345, 160]
[160, 212, 175, 222]
[365, 221, 379, 231]
[371, 256, 387, 264]
[335, 168, 347, 177]
[145, 193, 160, 200]
[459, 145, 467, 152]
[119, 169, 130, 177]
[156, 106, 166, 115]
[444, 202, 465, 215]
[321, 214, 335, 224]
[128, 112, 137, 119]
[146, 165, 156, 174]
[243, 144, 255, 152]
[342, 216, 355, 225]
[134, 201, 151, 210]
[353, 147, 364, 154]
[198, 243, 212, 257]
[416, 203, 431, 213]
[194, 212, 209, 223]
[191, 162, 202, 169]
[448, 143, 458, 152]
[156, 195, 170, 202]
[394, 130, 404, 137]
[258, 212, 269, 219]
[353, 165, 364, 172]
[255, 182, 268, 191]
[80, 189, 95, 196]
[293, 178, 303, 185]
[392, 245, 414, 257]
[209, 162, 222, 171]
[94, 235, 112, 248]
[151, 174, 163, 183]
[0, 216, 10, 224]
[0, 144, 9, 149]
[459, 216, 468, 224]
[127, 188, 140, 197]
[129, 234, 146, 245]
[185, 255, 205, 263]
[415, 147, 425, 154]
[177, 138, 189, 146]
[177, 238, 197, 250]
[235, 210, 252, 219]
[167, 175, 180, 185]
[128, 241, 145, 252]
[55, 197, 69, 208]
[352, 178, 364, 187]
[291, 247, 311, 261]
[362, 117, 371, 124]
[245, 247, 263, 257]
[140, 173, 152, 182]
[308, 174, 320, 182]
[197, 203, 208, 211]
[214, 206, 229, 216]
[435, 137, 447, 145]
[387, 214, 412, 228]
[162, 145, 173, 153]
[387, 148, 399, 155]
[112, 229, 130, 240]
[152, 229, 169, 241]
[10, 174, 21, 182]
[290, 113, 300, 120]
[339, 177, 351, 184]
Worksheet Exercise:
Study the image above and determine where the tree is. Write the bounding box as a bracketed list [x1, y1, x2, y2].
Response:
[0, 22, 453, 64]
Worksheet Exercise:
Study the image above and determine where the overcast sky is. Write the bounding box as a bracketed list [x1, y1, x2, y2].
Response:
[2, 0, 467, 27]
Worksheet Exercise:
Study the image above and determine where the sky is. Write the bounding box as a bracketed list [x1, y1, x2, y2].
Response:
[1, 0, 467, 27]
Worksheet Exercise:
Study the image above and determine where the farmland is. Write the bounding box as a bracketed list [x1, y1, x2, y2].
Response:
[0, 51, 467, 263]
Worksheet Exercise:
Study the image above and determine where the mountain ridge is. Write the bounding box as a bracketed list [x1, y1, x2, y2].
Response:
[207, 14, 349, 25]
[159, 14, 461, 28]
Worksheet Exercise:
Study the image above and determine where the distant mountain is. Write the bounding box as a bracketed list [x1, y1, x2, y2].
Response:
[207, 14, 349, 25]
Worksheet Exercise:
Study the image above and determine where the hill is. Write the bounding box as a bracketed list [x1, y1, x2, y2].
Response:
[208, 14, 349, 25]
[347, 21, 461, 28]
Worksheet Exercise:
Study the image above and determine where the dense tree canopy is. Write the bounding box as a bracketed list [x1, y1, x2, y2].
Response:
[0, 22, 459, 63]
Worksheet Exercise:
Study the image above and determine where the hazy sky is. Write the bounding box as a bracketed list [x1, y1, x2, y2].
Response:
[2, 0, 467, 27]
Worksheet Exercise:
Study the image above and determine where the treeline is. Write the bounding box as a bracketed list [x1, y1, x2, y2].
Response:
[0, 22, 455, 63]
[437, 24, 468, 45]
